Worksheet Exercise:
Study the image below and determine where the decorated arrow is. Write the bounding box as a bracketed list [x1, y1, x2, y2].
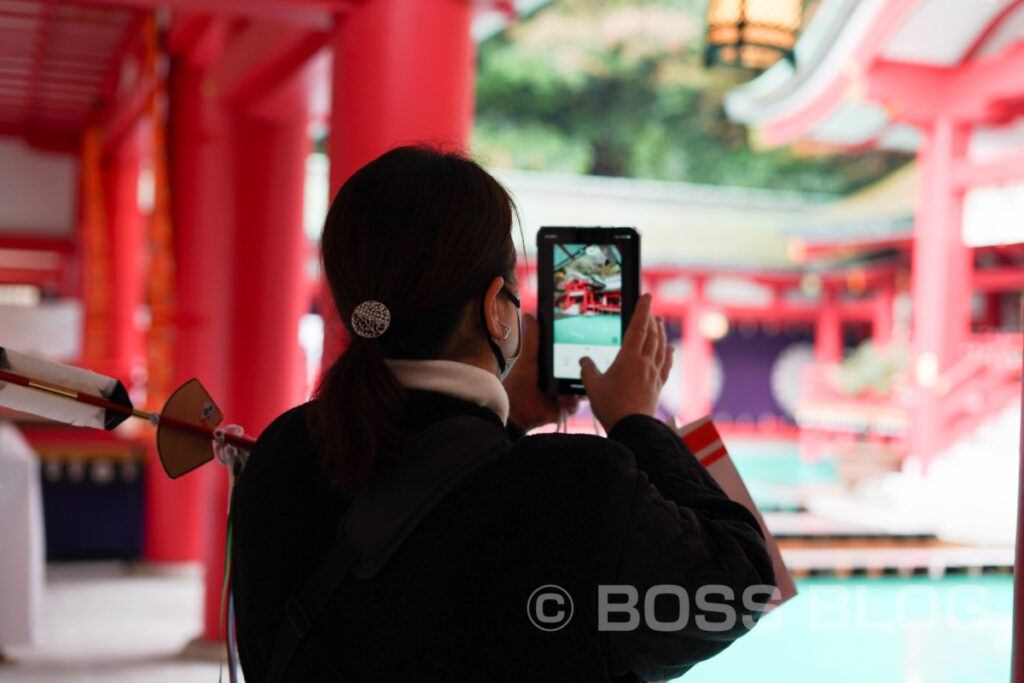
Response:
[0, 346, 255, 478]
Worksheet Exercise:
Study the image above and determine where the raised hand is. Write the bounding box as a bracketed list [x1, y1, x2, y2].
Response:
[579, 293, 672, 432]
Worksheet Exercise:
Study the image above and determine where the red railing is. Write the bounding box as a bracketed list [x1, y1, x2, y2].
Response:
[933, 332, 1022, 451]
[796, 333, 1022, 462]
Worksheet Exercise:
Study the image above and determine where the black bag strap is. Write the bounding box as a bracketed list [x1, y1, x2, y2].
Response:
[264, 415, 511, 683]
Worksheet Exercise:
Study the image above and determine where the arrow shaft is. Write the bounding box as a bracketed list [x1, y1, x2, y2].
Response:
[0, 368, 256, 450]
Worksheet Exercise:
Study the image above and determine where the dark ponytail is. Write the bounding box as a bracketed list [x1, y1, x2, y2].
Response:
[308, 146, 517, 492]
[312, 335, 406, 492]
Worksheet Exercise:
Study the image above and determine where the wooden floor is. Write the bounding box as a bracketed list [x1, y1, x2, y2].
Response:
[768, 511, 1014, 578]
[1, 542, 1012, 682]
[2, 561, 236, 683]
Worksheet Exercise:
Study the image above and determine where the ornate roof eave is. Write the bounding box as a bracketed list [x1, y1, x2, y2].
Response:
[472, 0, 556, 42]
[723, 0, 923, 150]
[726, 0, 1024, 153]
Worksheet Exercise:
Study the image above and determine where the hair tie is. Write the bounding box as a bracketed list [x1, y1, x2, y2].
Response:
[351, 300, 391, 339]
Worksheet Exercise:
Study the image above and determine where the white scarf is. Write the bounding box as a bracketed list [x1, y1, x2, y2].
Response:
[383, 359, 510, 425]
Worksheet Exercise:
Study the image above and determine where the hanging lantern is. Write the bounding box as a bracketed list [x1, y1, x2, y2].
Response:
[705, 0, 802, 71]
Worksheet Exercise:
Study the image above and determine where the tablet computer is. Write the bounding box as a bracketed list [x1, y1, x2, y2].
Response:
[537, 227, 640, 395]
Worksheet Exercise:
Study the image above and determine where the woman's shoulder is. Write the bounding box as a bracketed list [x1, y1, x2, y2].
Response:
[513, 429, 635, 457]
[234, 402, 328, 501]
[506, 430, 638, 482]
[254, 402, 315, 448]
[487, 432, 640, 545]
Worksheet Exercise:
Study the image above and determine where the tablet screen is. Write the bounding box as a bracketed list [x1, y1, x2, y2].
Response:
[537, 227, 639, 395]
[552, 243, 624, 380]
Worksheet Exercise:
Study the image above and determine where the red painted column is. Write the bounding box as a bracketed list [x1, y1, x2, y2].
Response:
[872, 282, 894, 348]
[152, 59, 233, 565]
[78, 128, 113, 371]
[908, 117, 971, 470]
[681, 278, 713, 422]
[226, 114, 309, 434]
[107, 120, 203, 564]
[815, 284, 842, 364]
[1013, 322, 1024, 683]
[981, 292, 1001, 331]
[323, 0, 475, 365]
[196, 113, 309, 643]
[104, 124, 146, 388]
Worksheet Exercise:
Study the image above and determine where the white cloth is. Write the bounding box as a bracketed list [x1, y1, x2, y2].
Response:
[383, 359, 509, 425]
[0, 421, 44, 646]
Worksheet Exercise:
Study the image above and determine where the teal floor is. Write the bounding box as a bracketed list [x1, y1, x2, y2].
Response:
[612, 437, 1018, 682]
[726, 438, 837, 511]
[727, 439, 837, 484]
[673, 441, 1014, 682]
[554, 314, 621, 346]
[674, 575, 1013, 682]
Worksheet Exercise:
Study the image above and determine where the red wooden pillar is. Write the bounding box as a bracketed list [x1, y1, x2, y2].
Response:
[872, 282, 894, 347]
[908, 117, 971, 469]
[196, 113, 310, 643]
[226, 114, 309, 435]
[151, 58, 233, 565]
[108, 119, 201, 564]
[104, 124, 146, 387]
[681, 278, 713, 422]
[815, 284, 842, 364]
[1014, 322, 1024, 683]
[322, 0, 475, 366]
[78, 128, 113, 370]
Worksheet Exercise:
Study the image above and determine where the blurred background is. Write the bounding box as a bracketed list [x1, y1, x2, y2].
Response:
[0, 0, 1019, 681]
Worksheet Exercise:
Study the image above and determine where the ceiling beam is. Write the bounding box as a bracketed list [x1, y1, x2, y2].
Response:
[953, 145, 1024, 189]
[24, 0, 54, 128]
[0, 121, 80, 152]
[69, 0, 344, 30]
[0, 234, 75, 253]
[208, 22, 330, 109]
[95, 10, 146, 131]
[866, 60, 947, 128]
[972, 266, 1024, 292]
[166, 14, 227, 66]
[0, 74, 103, 89]
[870, 43, 1024, 128]
[101, 70, 154, 154]
[800, 236, 912, 261]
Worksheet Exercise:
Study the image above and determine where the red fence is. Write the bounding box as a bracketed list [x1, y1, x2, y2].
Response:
[796, 332, 1022, 464]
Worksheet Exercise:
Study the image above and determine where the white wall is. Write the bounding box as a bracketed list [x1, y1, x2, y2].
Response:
[490, 168, 826, 268]
[0, 136, 78, 236]
[0, 300, 82, 361]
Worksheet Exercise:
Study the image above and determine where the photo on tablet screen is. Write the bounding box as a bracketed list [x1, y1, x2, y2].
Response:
[552, 243, 623, 380]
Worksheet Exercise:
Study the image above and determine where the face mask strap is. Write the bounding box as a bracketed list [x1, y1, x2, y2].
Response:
[502, 288, 521, 309]
[481, 294, 507, 376]
[501, 287, 523, 360]
[481, 286, 521, 377]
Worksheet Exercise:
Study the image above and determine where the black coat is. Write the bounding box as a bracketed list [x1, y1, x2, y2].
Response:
[231, 390, 775, 682]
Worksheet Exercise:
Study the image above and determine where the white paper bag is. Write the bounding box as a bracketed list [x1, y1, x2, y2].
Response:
[673, 416, 797, 611]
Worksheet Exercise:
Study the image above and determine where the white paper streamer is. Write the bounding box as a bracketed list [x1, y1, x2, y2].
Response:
[0, 348, 124, 429]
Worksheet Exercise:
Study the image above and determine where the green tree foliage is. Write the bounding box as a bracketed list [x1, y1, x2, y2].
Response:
[474, 0, 910, 192]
